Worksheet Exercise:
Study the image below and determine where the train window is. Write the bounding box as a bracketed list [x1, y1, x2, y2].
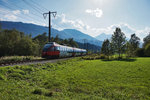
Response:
[57, 46, 60, 50]
[54, 46, 60, 51]
[43, 44, 52, 51]
[59, 47, 61, 51]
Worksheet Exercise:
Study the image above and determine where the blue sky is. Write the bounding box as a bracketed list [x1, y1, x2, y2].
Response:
[0, 0, 150, 40]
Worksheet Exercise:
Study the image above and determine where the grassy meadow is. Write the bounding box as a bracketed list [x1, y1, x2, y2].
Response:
[0, 57, 150, 99]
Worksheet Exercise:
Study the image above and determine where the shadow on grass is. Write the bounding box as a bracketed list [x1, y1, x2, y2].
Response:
[101, 58, 137, 62]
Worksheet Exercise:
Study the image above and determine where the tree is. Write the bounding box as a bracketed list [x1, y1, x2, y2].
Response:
[143, 33, 150, 56]
[68, 38, 78, 47]
[15, 36, 39, 56]
[62, 39, 68, 45]
[143, 33, 150, 48]
[0, 29, 20, 56]
[54, 35, 59, 43]
[109, 42, 114, 56]
[144, 43, 150, 56]
[101, 39, 110, 57]
[33, 32, 48, 42]
[33, 32, 48, 56]
[111, 27, 126, 58]
[128, 33, 140, 56]
[125, 41, 132, 57]
[135, 48, 145, 57]
[0, 29, 40, 56]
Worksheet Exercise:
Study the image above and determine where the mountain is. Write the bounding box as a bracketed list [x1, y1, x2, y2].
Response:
[0, 21, 102, 46]
[95, 33, 112, 41]
[61, 29, 102, 46]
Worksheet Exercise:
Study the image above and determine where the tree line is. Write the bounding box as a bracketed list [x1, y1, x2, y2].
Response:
[101, 27, 150, 58]
[0, 27, 78, 57]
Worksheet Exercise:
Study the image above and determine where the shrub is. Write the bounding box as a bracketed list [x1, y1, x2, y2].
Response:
[135, 48, 145, 57]
[144, 43, 150, 57]
[118, 56, 123, 60]
[100, 54, 106, 59]
[81, 54, 102, 60]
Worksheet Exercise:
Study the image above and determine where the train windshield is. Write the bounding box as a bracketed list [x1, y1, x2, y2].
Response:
[43, 44, 53, 52]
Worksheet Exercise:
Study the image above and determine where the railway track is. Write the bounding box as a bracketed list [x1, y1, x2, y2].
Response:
[0, 57, 73, 67]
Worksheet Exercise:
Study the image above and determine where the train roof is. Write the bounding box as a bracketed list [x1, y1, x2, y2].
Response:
[46, 42, 87, 51]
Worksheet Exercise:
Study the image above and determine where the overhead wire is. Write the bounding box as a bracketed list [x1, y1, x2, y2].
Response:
[8, 0, 43, 19]
[21, 0, 48, 26]
[22, 0, 42, 15]
[0, 1, 44, 23]
[30, 0, 49, 11]
[0, 0, 73, 38]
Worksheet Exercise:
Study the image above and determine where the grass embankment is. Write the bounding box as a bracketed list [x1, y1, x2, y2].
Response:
[0, 57, 150, 99]
[0, 56, 42, 64]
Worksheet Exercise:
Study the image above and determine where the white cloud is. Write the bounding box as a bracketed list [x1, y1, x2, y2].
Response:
[85, 8, 103, 18]
[53, 14, 90, 30]
[12, 10, 21, 15]
[4, 14, 17, 21]
[0, 7, 17, 21]
[22, 9, 29, 14]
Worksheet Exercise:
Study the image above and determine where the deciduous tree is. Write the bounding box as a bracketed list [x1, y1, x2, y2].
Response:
[111, 27, 126, 58]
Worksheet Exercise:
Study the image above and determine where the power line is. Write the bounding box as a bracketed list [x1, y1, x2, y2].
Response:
[30, 0, 49, 11]
[8, 0, 43, 19]
[21, 0, 48, 25]
[22, 0, 43, 14]
[7, 0, 48, 25]
[0, 1, 45, 23]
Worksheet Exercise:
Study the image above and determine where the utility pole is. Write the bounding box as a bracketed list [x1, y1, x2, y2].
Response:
[43, 11, 57, 42]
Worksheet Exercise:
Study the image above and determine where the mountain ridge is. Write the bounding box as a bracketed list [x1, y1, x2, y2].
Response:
[0, 21, 102, 46]
[95, 33, 112, 41]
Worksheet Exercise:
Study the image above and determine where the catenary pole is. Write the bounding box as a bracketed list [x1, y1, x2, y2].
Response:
[43, 11, 57, 42]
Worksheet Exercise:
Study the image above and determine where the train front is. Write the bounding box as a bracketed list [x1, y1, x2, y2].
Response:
[42, 42, 60, 58]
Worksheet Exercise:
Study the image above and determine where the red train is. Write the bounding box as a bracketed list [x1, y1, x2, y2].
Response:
[42, 42, 87, 58]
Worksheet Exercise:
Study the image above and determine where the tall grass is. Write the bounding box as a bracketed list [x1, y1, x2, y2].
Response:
[0, 56, 42, 64]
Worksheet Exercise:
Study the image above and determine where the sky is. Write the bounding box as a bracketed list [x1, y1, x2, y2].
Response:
[0, 0, 150, 41]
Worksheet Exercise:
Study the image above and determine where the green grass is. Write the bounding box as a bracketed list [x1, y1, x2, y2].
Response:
[0, 57, 150, 99]
[0, 56, 42, 64]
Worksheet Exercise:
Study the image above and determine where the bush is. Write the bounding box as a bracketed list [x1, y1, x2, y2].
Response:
[82, 54, 107, 60]
[135, 48, 145, 57]
[118, 56, 123, 60]
[100, 54, 106, 59]
[144, 43, 150, 57]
